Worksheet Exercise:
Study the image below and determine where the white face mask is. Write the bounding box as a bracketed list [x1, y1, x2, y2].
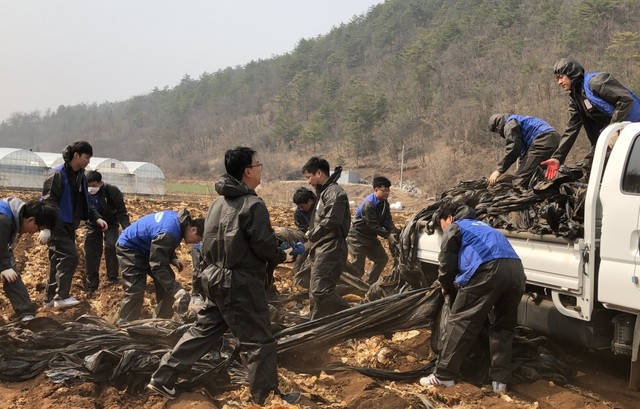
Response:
[88, 187, 100, 195]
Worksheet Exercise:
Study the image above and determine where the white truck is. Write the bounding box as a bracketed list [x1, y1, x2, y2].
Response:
[416, 121, 640, 388]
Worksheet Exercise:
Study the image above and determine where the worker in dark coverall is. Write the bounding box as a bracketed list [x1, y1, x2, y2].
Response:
[302, 156, 351, 320]
[0, 199, 57, 321]
[291, 186, 316, 288]
[543, 58, 640, 180]
[148, 147, 301, 404]
[487, 114, 560, 191]
[346, 176, 396, 285]
[41, 141, 107, 309]
[116, 209, 203, 322]
[419, 201, 525, 395]
[83, 170, 131, 292]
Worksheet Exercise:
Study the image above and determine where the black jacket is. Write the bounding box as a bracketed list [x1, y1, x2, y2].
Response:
[201, 175, 285, 274]
[89, 183, 130, 228]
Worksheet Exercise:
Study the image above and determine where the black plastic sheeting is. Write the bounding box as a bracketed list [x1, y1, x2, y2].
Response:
[0, 285, 575, 393]
[368, 172, 587, 300]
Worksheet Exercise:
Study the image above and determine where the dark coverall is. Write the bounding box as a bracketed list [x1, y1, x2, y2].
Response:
[42, 163, 101, 303]
[307, 170, 351, 320]
[489, 114, 560, 190]
[84, 183, 130, 291]
[292, 207, 312, 288]
[151, 174, 286, 405]
[0, 198, 36, 319]
[116, 210, 187, 322]
[346, 193, 394, 284]
[553, 69, 640, 177]
[434, 207, 525, 384]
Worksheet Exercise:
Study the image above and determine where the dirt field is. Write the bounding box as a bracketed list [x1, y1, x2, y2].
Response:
[0, 184, 638, 408]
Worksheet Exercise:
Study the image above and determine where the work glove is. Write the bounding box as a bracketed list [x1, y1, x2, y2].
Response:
[541, 159, 560, 180]
[292, 242, 305, 256]
[173, 288, 191, 315]
[171, 258, 185, 272]
[488, 170, 502, 186]
[96, 218, 108, 232]
[1, 268, 19, 283]
[38, 229, 51, 244]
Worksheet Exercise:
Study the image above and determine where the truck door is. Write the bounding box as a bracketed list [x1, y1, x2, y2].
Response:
[599, 125, 640, 312]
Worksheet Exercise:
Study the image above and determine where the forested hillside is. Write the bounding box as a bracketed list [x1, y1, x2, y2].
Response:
[2, 0, 639, 195]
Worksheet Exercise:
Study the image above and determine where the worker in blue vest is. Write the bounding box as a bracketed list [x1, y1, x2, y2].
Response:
[116, 208, 203, 322]
[1, 198, 57, 321]
[419, 201, 525, 395]
[41, 141, 107, 309]
[346, 176, 397, 285]
[84, 170, 131, 292]
[291, 186, 315, 288]
[544, 58, 640, 180]
[487, 114, 560, 191]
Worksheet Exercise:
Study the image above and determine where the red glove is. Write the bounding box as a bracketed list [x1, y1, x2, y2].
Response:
[541, 159, 559, 180]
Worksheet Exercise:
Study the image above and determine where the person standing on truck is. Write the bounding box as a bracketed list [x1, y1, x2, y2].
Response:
[487, 114, 560, 191]
[419, 201, 525, 395]
[346, 176, 398, 285]
[83, 170, 131, 293]
[543, 58, 640, 180]
[302, 156, 351, 319]
[1, 198, 57, 321]
[41, 141, 108, 309]
[148, 147, 301, 404]
[116, 208, 203, 322]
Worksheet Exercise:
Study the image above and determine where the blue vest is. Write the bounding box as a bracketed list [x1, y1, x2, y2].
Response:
[0, 201, 16, 237]
[89, 193, 103, 214]
[507, 115, 555, 157]
[117, 210, 182, 256]
[584, 72, 640, 122]
[355, 192, 392, 229]
[53, 164, 90, 224]
[454, 219, 520, 286]
[294, 207, 310, 227]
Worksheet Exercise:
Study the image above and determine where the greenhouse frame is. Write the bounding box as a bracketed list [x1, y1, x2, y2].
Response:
[121, 161, 166, 195]
[4, 149, 166, 195]
[0, 148, 49, 189]
[88, 157, 135, 194]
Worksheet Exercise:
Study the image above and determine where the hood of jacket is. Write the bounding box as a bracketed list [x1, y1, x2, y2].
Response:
[554, 58, 584, 84]
[488, 113, 510, 137]
[214, 174, 257, 199]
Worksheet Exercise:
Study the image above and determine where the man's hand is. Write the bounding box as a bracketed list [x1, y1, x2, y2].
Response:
[38, 229, 51, 244]
[171, 258, 185, 272]
[488, 170, 502, 186]
[1, 268, 19, 283]
[541, 159, 560, 180]
[96, 218, 108, 232]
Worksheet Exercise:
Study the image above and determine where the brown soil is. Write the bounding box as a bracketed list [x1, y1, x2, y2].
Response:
[1, 185, 638, 408]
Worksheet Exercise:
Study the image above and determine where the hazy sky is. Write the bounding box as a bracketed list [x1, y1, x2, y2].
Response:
[0, 0, 383, 122]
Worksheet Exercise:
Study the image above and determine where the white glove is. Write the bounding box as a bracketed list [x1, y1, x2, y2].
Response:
[284, 247, 295, 263]
[1, 268, 19, 283]
[38, 229, 51, 244]
[96, 218, 108, 232]
[171, 258, 185, 272]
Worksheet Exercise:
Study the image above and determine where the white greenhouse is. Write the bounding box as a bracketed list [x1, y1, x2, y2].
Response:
[122, 161, 166, 195]
[0, 148, 49, 189]
[88, 157, 135, 193]
[33, 152, 64, 168]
